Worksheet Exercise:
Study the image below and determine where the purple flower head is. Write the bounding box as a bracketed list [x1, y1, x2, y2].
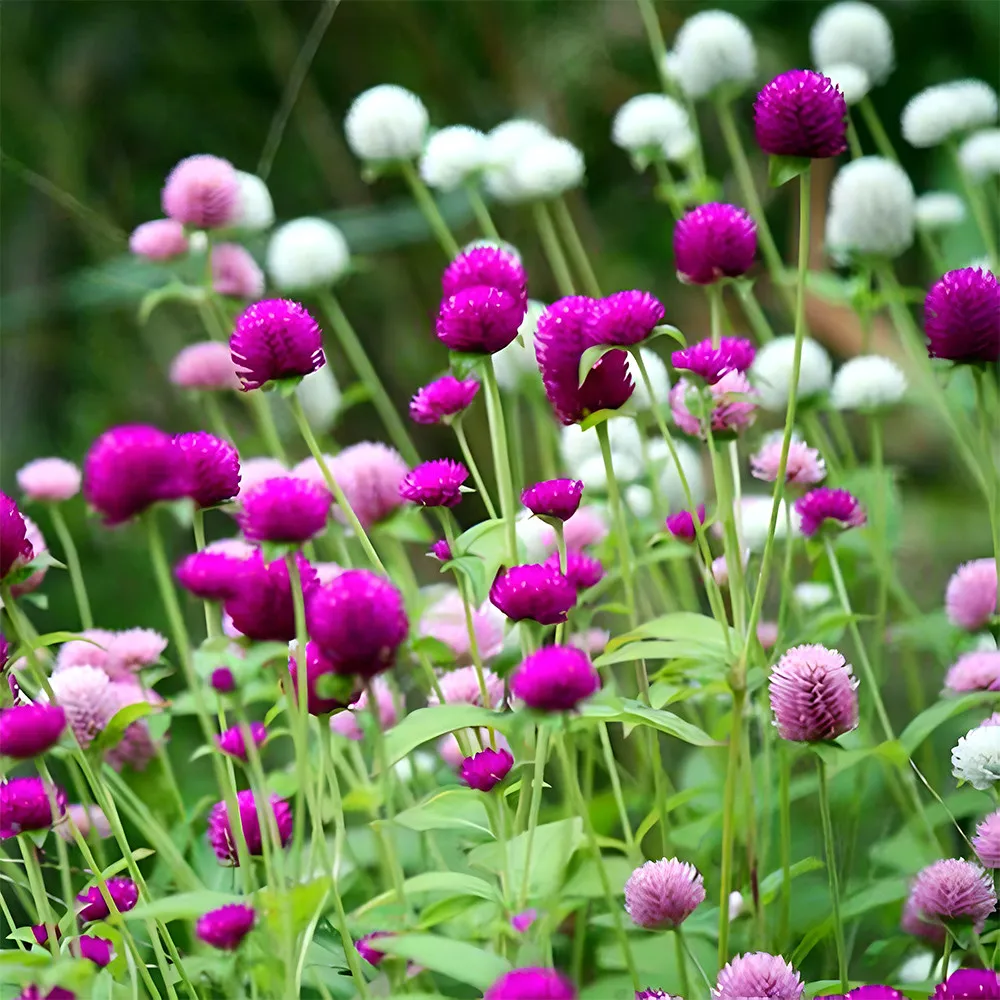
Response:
[207, 788, 292, 864]
[511, 645, 600, 712]
[305, 569, 408, 679]
[769, 643, 859, 742]
[535, 296, 634, 425]
[585, 290, 665, 347]
[216, 722, 267, 760]
[210, 667, 236, 693]
[223, 552, 317, 642]
[0, 704, 66, 758]
[442, 246, 527, 304]
[510, 909, 537, 933]
[751, 438, 826, 486]
[0, 778, 67, 838]
[77, 877, 139, 922]
[239, 476, 332, 544]
[17, 458, 82, 504]
[834, 990, 904, 1000]
[925, 268, 1000, 364]
[521, 479, 584, 521]
[436, 286, 526, 354]
[399, 459, 469, 508]
[945, 651, 1000, 693]
[670, 370, 758, 438]
[176, 547, 252, 602]
[794, 487, 866, 536]
[71, 934, 114, 968]
[211, 243, 265, 300]
[973, 809, 1000, 868]
[288, 642, 361, 715]
[665, 505, 706, 543]
[636, 991, 678, 1000]
[0, 493, 33, 581]
[674, 204, 757, 285]
[546, 549, 604, 591]
[161, 154, 240, 228]
[484, 968, 577, 1000]
[429, 538, 451, 562]
[713, 952, 804, 1000]
[175, 432, 241, 508]
[946, 558, 998, 631]
[409, 375, 480, 425]
[325, 442, 408, 530]
[934, 970, 1000, 998]
[30, 924, 59, 947]
[356, 931, 393, 966]
[17, 985, 75, 1000]
[130, 218, 189, 261]
[489, 563, 577, 625]
[753, 70, 847, 158]
[672, 336, 756, 385]
[170, 341, 242, 391]
[230, 299, 325, 391]
[909, 858, 998, 932]
[83, 425, 190, 525]
[196, 903, 256, 950]
[624, 857, 706, 929]
[459, 747, 514, 791]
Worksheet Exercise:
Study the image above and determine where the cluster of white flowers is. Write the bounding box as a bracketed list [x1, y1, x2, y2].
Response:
[810, 1, 894, 88]
[819, 63, 871, 106]
[611, 94, 695, 163]
[561, 419, 644, 490]
[493, 300, 546, 392]
[901, 79, 999, 148]
[750, 336, 833, 412]
[667, 10, 757, 100]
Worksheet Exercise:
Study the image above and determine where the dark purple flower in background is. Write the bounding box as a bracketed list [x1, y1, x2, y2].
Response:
[511, 645, 600, 712]
[754, 69, 847, 158]
[399, 459, 469, 508]
[175, 432, 241, 508]
[489, 563, 577, 625]
[933, 969, 1000, 998]
[585, 290, 665, 347]
[239, 476, 332, 543]
[207, 789, 292, 864]
[0, 704, 66, 759]
[161, 154, 240, 229]
[429, 539, 451, 562]
[442, 246, 526, 303]
[409, 375, 479, 424]
[71, 934, 114, 968]
[484, 968, 577, 1000]
[665, 505, 706, 543]
[521, 479, 584, 521]
[0, 777, 67, 838]
[223, 552, 317, 642]
[459, 747, 514, 791]
[288, 642, 361, 715]
[230, 299, 325, 391]
[672, 336, 756, 385]
[1, 492, 34, 582]
[216, 722, 267, 760]
[925, 267, 1000, 364]
[546, 550, 604, 591]
[77, 878, 139, 922]
[210, 667, 237, 694]
[674, 203, 757, 285]
[794, 487, 866, 536]
[196, 903, 256, 950]
[356, 931, 393, 966]
[769, 643, 859, 742]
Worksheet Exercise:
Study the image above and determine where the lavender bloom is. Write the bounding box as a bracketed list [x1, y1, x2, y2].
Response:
[585, 290, 665, 347]
[795, 487, 866, 536]
[0, 704, 65, 758]
[933, 970, 1000, 998]
[196, 903, 256, 950]
[521, 479, 584, 521]
[484, 968, 577, 1000]
[945, 651, 1000, 692]
[0, 777, 67, 838]
[442, 246, 527, 303]
[43, 666, 113, 749]
[459, 747, 514, 791]
[546, 549, 604, 591]
[223, 552, 317, 642]
[207, 789, 293, 864]
[325, 442, 408, 530]
[436, 286, 526, 354]
[511, 645, 600, 712]
[211, 667, 236, 693]
[54, 630, 113, 673]
[104, 629, 168, 678]
[17, 458, 82, 503]
[0, 493, 33, 581]
[399, 459, 469, 508]
[751, 438, 826, 486]
[288, 642, 361, 715]
[490, 563, 577, 625]
[925, 268, 1000, 364]
[175, 432, 241, 508]
[670, 370, 757, 438]
[356, 931, 393, 966]
[674, 203, 757, 285]
[624, 857, 706, 929]
[427, 665, 505, 708]
[211, 243, 265, 300]
[130, 218, 189, 260]
[420, 592, 506, 665]
[176, 548, 252, 602]
[754, 70, 848, 158]
[239, 476, 332, 543]
[170, 341, 242, 391]
[409, 375, 479, 424]
[230, 299, 325, 391]
[945, 558, 998, 631]
[973, 810, 1000, 868]
[713, 952, 804, 1000]
[665, 505, 706, 543]
[71, 934, 114, 967]
[769, 644, 859, 742]
[908, 858, 997, 932]
[161, 154, 240, 228]
[77, 878, 139, 922]
[672, 336, 756, 385]
[216, 722, 267, 760]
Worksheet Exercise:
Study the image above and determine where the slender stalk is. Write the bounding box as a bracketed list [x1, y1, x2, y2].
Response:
[192, 507, 219, 640]
[202, 393, 237, 444]
[517, 726, 549, 906]
[951, 143, 1000, 268]
[453, 419, 498, 519]
[717, 687, 745, 965]
[599, 722, 637, 858]
[553, 196, 602, 298]
[869, 416, 891, 685]
[817, 757, 849, 991]
[481, 360, 519, 565]
[247, 392, 289, 463]
[858, 97, 896, 162]
[674, 928, 691, 999]
[533, 201, 576, 297]
[466, 184, 500, 241]
[973, 371, 1000, 604]
[778, 740, 792, 952]
[846, 114, 864, 159]
[554, 522, 569, 646]
[400, 159, 461, 258]
[47, 503, 93, 630]
[531, 394, 559, 480]
[18, 837, 57, 956]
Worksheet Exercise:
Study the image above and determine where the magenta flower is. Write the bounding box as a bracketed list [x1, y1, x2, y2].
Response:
[753, 70, 847, 158]
[10, 516, 46, 597]
[196, 903, 256, 950]
[288, 642, 361, 715]
[665, 505, 705, 543]
[669, 370, 757, 438]
[442, 246, 527, 303]
[925, 268, 1000, 364]
[30, 924, 58, 947]
[945, 651, 1000, 693]
[162, 154, 240, 228]
[223, 552, 317, 642]
[176, 548, 252, 602]
[17, 458, 82, 503]
[585, 290, 665, 347]
[129, 218, 189, 260]
[436, 286, 526, 354]
[170, 341, 242, 391]
[17, 985, 75, 1000]
[933, 970, 1000, 999]
[511, 645, 600, 712]
[484, 968, 577, 1000]
[636, 991, 678, 1000]
[239, 476, 332, 543]
[211, 667, 236, 693]
[832, 990, 904, 999]
[973, 810, 1000, 869]
[356, 931, 393, 966]
[460, 747, 514, 791]
[77, 878, 139, 922]
[794, 487, 866, 536]
[409, 375, 479, 424]
[399, 459, 469, 507]
[945, 558, 998, 631]
[211, 243, 265, 299]
[0, 777, 67, 838]
[71, 934, 114, 968]
[1, 492, 34, 580]
[546, 549, 604, 591]
[769, 643, 859, 742]
[429, 538, 451, 561]
[510, 909, 537, 933]
[624, 857, 706, 929]
[216, 722, 267, 760]
[674, 204, 757, 285]
[175, 431, 241, 508]
[751, 438, 826, 486]
[713, 952, 804, 1000]
[521, 479, 584, 521]
[0, 704, 66, 758]
[908, 858, 997, 932]
[230, 299, 325, 391]
[672, 336, 756, 385]
[207, 789, 292, 864]
[325, 442, 408, 530]
[490, 563, 577, 625]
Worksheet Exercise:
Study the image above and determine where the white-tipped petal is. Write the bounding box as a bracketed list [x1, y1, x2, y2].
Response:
[750, 336, 833, 411]
[810, 2, 894, 86]
[266, 217, 350, 291]
[914, 191, 967, 231]
[419, 126, 488, 191]
[671, 10, 757, 100]
[901, 80, 999, 149]
[345, 84, 429, 161]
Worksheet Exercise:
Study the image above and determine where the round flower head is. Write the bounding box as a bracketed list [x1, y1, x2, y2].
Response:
[909, 858, 997, 931]
[821, 63, 871, 106]
[429, 538, 451, 562]
[959, 127, 1000, 181]
[326, 442, 408, 531]
[72, 935, 114, 968]
[945, 651, 1000, 693]
[522, 479, 584, 521]
[547, 549, 603, 591]
[490, 563, 577, 625]
[751, 438, 826, 485]
[176, 547, 253, 603]
[511, 645, 600, 711]
[794, 487, 866, 536]
[627, 348, 671, 411]
[196, 903, 256, 950]
[973, 810, 1000, 869]
[754, 70, 848, 158]
[713, 952, 804, 1000]
[612, 93, 695, 161]
[952, 723, 1000, 791]
[211, 667, 236, 693]
[810, 2, 894, 86]
[409, 375, 479, 425]
[43, 666, 113, 749]
[670, 9, 757, 100]
[484, 968, 577, 1000]
[508, 136, 585, 201]
[223, 552, 317, 642]
[901, 893, 946, 943]
[673, 337, 756, 386]
[586, 290, 665, 347]
[669, 370, 758, 438]
[344, 84, 428, 162]
[356, 931, 393, 966]
[624, 857, 706, 929]
[54, 630, 114, 674]
[330, 676, 396, 739]
[925, 267, 1000, 364]
[295, 366, 342, 430]
[665, 505, 705, 543]
[129, 218, 189, 261]
[17, 458, 82, 503]
[436, 286, 526, 355]
[239, 476, 331, 543]
[484, 119, 553, 202]
[289, 642, 360, 715]
[560, 419, 644, 489]
[161, 154, 239, 229]
[427, 664, 506, 709]
[830, 354, 907, 410]
[915, 192, 967, 232]
[207, 789, 292, 863]
[420, 125, 488, 190]
[83, 425, 190, 525]
[510, 909, 537, 934]
[933, 970, 1000, 998]
[751, 335, 833, 411]
[0, 493, 33, 580]
[170, 341, 242, 391]
[230, 298, 325, 391]
[216, 721, 267, 761]
[211, 243, 264, 299]
[946, 558, 998, 630]
[902, 80, 999, 148]
[674, 203, 757, 285]
[77, 878, 138, 922]
[233, 171, 274, 231]
[769, 643, 859, 742]
[460, 747, 514, 792]
[421, 594, 506, 667]
[266, 217, 350, 292]
[399, 459, 468, 508]
[443, 245, 527, 304]
[175, 431, 240, 509]
[0, 777, 67, 838]
[0, 704, 66, 758]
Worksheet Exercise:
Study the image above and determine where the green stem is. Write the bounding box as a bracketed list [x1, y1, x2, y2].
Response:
[202, 393, 237, 444]
[554, 522, 569, 645]
[778, 741, 792, 953]
[531, 394, 559, 480]
[858, 97, 896, 162]
[454, 419, 498, 519]
[533, 201, 576, 297]
[598, 722, 636, 858]
[192, 507, 219, 640]
[870, 416, 891, 686]
[846, 113, 864, 159]
[481, 360, 519, 565]
[517, 726, 549, 906]
[247, 392, 288, 463]
[675, 928, 691, 999]
[553, 196, 602, 298]
[717, 687, 745, 966]
[400, 159, 461, 258]
[466, 184, 501, 241]
[951, 142, 1000, 268]
[47, 503, 93, 630]
[817, 757, 849, 992]
[18, 837, 57, 956]
[973, 371, 1000, 605]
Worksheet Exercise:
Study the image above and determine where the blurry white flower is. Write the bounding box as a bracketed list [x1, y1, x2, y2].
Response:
[233, 172, 275, 231]
[750, 336, 833, 411]
[958, 127, 1000, 181]
[625, 485, 653, 519]
[794, 582, 835, 610]
[810, 2, 894, 87]
[419, 126, 488, 191]
[898, 952, 959, 985]
[484, 119, 552, 202]
[901, 80, 999, 149]
[647, 438, 705, 511]
[670, 10, 757, 100]
[344, 84, 429, 161]
[728, 890, 746, 921]
[830, 355, 907, 411]
[737, 496, 800, 553]
[295, 366, 342, 430]
[463, 238, 522, 261]
[627, 349, 671, 411]
[562, 419, 643, 490]
[266, 217, 350, 291]
[914, 191, 967, 232]
[493, 299, 545, 391]
[189, 231, 208, 255]
[510, 136, 585, 201]
[951, 724, 1000, 791]
[820, 63, 871, 106]
[516, 511, 551, 563]
[825, 157, 915, 260]
[611, 94, 695, 162]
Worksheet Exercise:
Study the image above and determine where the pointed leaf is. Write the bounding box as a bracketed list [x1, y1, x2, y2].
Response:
[373, 934, 510, 991]
[768, 155, 811, 188]
[381, 705, 512, 769]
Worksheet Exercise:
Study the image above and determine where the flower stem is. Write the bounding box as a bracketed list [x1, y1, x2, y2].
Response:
[400, 159, 461, 258]
[973, 370, 1000, 612]
[553, 196, 602, 298]
[951, 142, 1000, 269]
[202, 392, 237, 444]
[517, 725, 549, 907]
[554, 522, 568, 645]
[247, 391, 289, 463]
[717, 686, 745, 966]
[47, 503, 93, 630]
[533, 201, 576, 297]
[816, 756, 849, 992]
[674, 928, 691, 998]
[192, 507, 219, 640]
[778, 740, 792, 952]
[481, 360, 519, 565]
[454, 419, 498, 519]
[598, 721, 636, 858]
[18, 836, 57, 956]
[466, 184, 501, 241]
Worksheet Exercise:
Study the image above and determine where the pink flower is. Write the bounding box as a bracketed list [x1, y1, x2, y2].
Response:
[330, 677, 396, 739]
[399, 459, 469, 507]
[585, 290, 665, 347]
[102, 629, 167, 679]
[674, 203, 757, 285]
[77, 878, 138, 922]
[0, 704, 66, 758]
[207, 789, 292, 864]
[769, 644, 859, 742]
[511, 645, 600, 712]
[900, 894, 946, 944]
[211, 243, 265, 299]
[490, 563, 577, 625]
[438, 729, 511, 770]
[459, 747, 514, 791]
[908, 858, 996, 932]
[442, 246, 526, 303]
[670, 370, 757, 438]
[17, 458, 82, 503]
[546, 549, 603, 591]
[176, 548, 252, 602]
[409, 375, 479, 424]
[569, 628, 610, 656]
[196, 903, 256, 950]
[624, 857, 706, 929]
[161, 154, 240, 229]
[794, 487, 866, 537]
[757, 621, 780, 649]
[54, 630, 114, 673]
[57, 804, 111, 842]
[945, 651, 1000, 692]
[1, 493, 33, 581]
[230, 299, 325, 391]
[672, 337, 756, 385]
[175, 431, 241, 508]
[665, 505, 705, 542]
[945, 558, 998, 631]
[750, 439, 826, 486]
[170, 341, 242, 391]
[239, 476, 331, 543]
[521, 479, 584, 521]
[356, 931, 393, 966]
[326, 443, 408, 530]
[484, 968, 577, 1000]
[972, 810, 1000, 869]
[237, 458, 288, 502]
[429, 539, 451, 561]
[713, 952, 803, 1000]
[44, 666, 113, 748]
[130, 219, 189, 260]
[753, 70, 847, 159]
[555, 506, 608, 551]
[216, 722, 267, 760]
[427, 664, 505, 708]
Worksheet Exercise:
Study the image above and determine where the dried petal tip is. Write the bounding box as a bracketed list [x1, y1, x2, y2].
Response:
[908, 857, 997, 931]
[665, 505, 705, 543]
[624, 857, 706, 928]
[769, 643, 859, 742]
[17, 458, 82, 503]
[754, 70, 847, 159]
[794, 487, 865, 536]
[196, 903, 256, 950]
[674, 203, 757, 285]
[409, 375, 479, 425]
[925, 268, 1000, 365]
[239, 476, 331, 544]
[484, 968, 577, 1000]
[399, 459, 469, 508]
[585, 290, 665, 347]
[511, 645, 600, 712]
[0, 704, 66, 759]
[161, 154, 240, 229]
[230, 299, 325, 391]
[459, 747, 514, 791]
[490, 563, 577, 625]
[713, 952, 804, 1000]
[972, 810, 1000, 869]
[521, 479, 584, 521]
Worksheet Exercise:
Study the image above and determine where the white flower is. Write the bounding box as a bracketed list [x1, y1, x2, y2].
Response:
[914, 191, 966, 231]
[627, 349, 671, 411]
[959, 127, 1000, 181]
[750, 336, 833, 411]
[728, 891, 745, 921]
[419, 126, 488, 191]
[793, 582, 835, 610]
[898, 952, 959, 985]
[233, 172, 275, 231]
[825, 157, 915, 260]
[611, 94, 695, 162]
[647, 438, 705, 511]
[493, 299, 545, 391]
[810, 2, 894, 87]
[344, 84, 429, 162]
[820, 63, 871, 106]
[510, 136, 585, 201]
[951, 724, 1000, 791]
[739, 496, 801, 553]
[462, 238, 522, 261]
[266, 217, 350, 291]
[295, 366, 342, 429]
[901, 80, 999, 149]
[516, 511, 551, 562]
[625, 485, 653, 519]
[562, 419, 643, 490]
[484, 119, 552, 203]
[830, 354, 907, 411]
[189, 231, 208, 255]
[670, 10, 757, 100]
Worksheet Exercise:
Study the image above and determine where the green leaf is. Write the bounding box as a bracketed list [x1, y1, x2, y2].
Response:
[376, 506, 434, 545]
[373, 934, 510, 991]
[355, 870, 501, 916]
[138, 281, 205, 324]
[408, 635, 458, 666]
[440, 555, 487, 605]
[594, 639, 728, 668]
[647, 323, 686, 347]
[258, 877, 332, 939]
[900, 693, 999, 754]
[768, 154, 811, 188]
[578, 408, 617, 432]
[617, 699, 719, 746]
[126, 890, 241, 923]
[381, 705, 512, 769]
[393, 789, 494, 836]
[604, 612, 732, 655]
[93, 702, 153, 753]
[758, 857, 825, 904]
[450, 351, 485, 381]
[563, 856, 635, 898]
[417, 896, 481, 929]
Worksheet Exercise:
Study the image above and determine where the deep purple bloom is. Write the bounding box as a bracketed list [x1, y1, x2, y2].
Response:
[624, 857, 706, 929]
[210, 667, 236, 693]
[175, 432, 241, 508]
[436, 285, 526, 355]
[288, 642, 361, 714]
[429, 539, 451, 561]
[82, 425, 190, 525]
[207, 789, 293, 864]
[546, 550, 603, 591]
[459, 747, 514, 791]
[484, 968, 577, 1000]
[0, 704, 66, 758]
[829, 990, 904, 1000]
[196, 903, 256, 950]
[356, 931, 393, 966]
[934, 970, 1000, 998]
[521, 479, 584, 521]
[973, 809, 1000, 868]
[442, 246, 527, 304]
[1, 493, 33, 580]
[71, 935, 114, 968]
[636, 991, 676, 1000]
[753, 69, 848, 159]
[305, 570, 409, 678]
[794, 487, 866, 536]
[230, 299, 325, 391]
[925, 267, 1000, 364]
[399, 459, 469, 508]
[672, 337, 756, 385]
[223, 552, 317, 642]
[16, 986, 75, 1000]
[77, 878, 139, 922]
[0, 777, 67, 838]
[714, 952, 804, 1000]
[175, 548, 252, 602]
[511, 645, 600, 712]
[908, 858, 997, 932]
[510, 909, 537, 933]
[674, 203, 757, 285]
[409, 375, 480, 424]
[31, 924, 57, 946]
[489, 563, 577, 625]
[769, 643, 859, 742]
[239, 476, 332, 543]
[216, 722, 267, 760]
[665, 505, 706, 543]
[585, 290, 665, 347]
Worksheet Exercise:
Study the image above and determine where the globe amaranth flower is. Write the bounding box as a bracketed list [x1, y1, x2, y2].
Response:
[429, 538, 451, 562]
[330, 676, 396, 739]
[522, 479, 584, 522]
[427, 664, 505, 709]
[421, 592, 506, 667]
[324, 442, 408, 531]
[17, 458, 82, 503]
[769, 643, 859, 742]
[288, 642, 361, 716]
[57, 803, 111, 843]
[945, 558, 998, 631]
[669, 9, 757, 101]
[915, 191, 967, 232]
[546, 549, 603, 591]
[239, 476, 332, 543]
[945, 651, 1000, 693]
[507, 136, 585, 202]
[77, 878, 139, 922]
[170, 341, 242, 391]
[585, 290, 665, 348]
[611, 93, 694, 162]
[345, 84, 428, 161]
[266, 217, 350, 292]
[355, 931, 393, 966]
[795, 487, 865, 537]
[211, 243, 265, 300]
[224, 552, 317, 642]
[933, 970, 1000, 999]
[636, 991, 680, 1000]
[176, 546, 253, 602]
[230, 299, 326, 391]
[0, 777, 67, 838]
[210, 667, 237, 694]
[71, 934, 114, 968]
[436, 286, 526, 355]
[53, 630, 115, 674]
[925, 267, 1000, 364]
[511, 645, 600, 712]
[174, 431, 240, 509]
[960, 128, 1000, 182]
[130, 218, 189, 260]
[665, 505, 705, 543]
[973, 810, 1000, 868]
[829, 989, 904, 1000]
[673, 203, 757, 285]
[162, 154, 240, 228]
[216, 721, 267, 760]
[810, 1, 894, 87]
[751, 438, 826, 486]
[952, 723, 1000, 791]
[484, 968, 577, 1000]
[901, 893, 945, 944]
[305, 569, 408, 678]
[490, 563, 577, 625]
[830, 354, 907, 411]
[443, 245, 527, 303]
[908, 858, 997, 931]
[420, 125, 488, 190]
[624, 857, 706, 929]
[670, 370, 757, 438]
[901, 80, 999, 149]
[399, 459, 469, 508]
[713, 952, 804, 1000]
[1, 492, 34, 580]
[409, 375, 479, 425]
[0, 704, 66, 758]
[754, 70, 847, 158]
[460, 747, 514, 791]
[196, 903, 256, 950]
[208, 789, 293, 864]
[42, 665, 114, 748]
